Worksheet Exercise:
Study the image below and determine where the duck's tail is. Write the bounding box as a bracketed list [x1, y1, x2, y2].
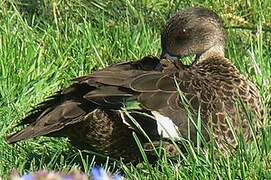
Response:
[6, 100, 87, 144]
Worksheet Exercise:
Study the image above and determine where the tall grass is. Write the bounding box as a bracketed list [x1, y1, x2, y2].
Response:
[0, 0, 270, 178]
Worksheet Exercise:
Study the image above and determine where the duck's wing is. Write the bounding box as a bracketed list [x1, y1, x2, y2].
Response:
[86, 61, 204, 141]
[6, 56, 161, 144]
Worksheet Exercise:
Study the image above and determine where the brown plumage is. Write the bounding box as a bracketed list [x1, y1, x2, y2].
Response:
[160, 7, 263, 150]
[7, 56, 162, 163]
[7, 7, 263, 162]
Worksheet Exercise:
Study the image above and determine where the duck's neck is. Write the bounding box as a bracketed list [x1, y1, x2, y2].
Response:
[196, 44, 225, 64]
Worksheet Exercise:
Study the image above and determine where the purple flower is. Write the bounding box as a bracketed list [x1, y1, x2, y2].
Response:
[63, 175, 74, 180]
[113, 174, 123, 180]
[91, 167, 110, 180]
[21, 173, 35, 180]
[91, 167, 123, 180]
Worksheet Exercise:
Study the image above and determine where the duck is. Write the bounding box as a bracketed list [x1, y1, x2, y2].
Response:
[7, 7, 263, 163]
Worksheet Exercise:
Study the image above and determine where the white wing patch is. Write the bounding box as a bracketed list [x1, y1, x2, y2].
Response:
[151, 111, 181, 140]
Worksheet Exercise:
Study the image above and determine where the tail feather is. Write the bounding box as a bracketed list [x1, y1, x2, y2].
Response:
[7, 125, 45, 144]
[6, 100, 87, 144]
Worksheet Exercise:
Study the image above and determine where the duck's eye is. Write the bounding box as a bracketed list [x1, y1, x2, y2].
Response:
[175, 28, 189, 42]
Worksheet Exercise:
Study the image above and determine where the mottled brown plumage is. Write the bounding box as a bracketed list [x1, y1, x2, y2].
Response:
[160, 7, 263, 150]
[7, 7, 263, 162]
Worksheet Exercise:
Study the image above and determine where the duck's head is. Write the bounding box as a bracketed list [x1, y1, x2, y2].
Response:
[161, 7, 226, 62]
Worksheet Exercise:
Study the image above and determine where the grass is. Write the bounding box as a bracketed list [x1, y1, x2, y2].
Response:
[0, 0, 271, 179]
